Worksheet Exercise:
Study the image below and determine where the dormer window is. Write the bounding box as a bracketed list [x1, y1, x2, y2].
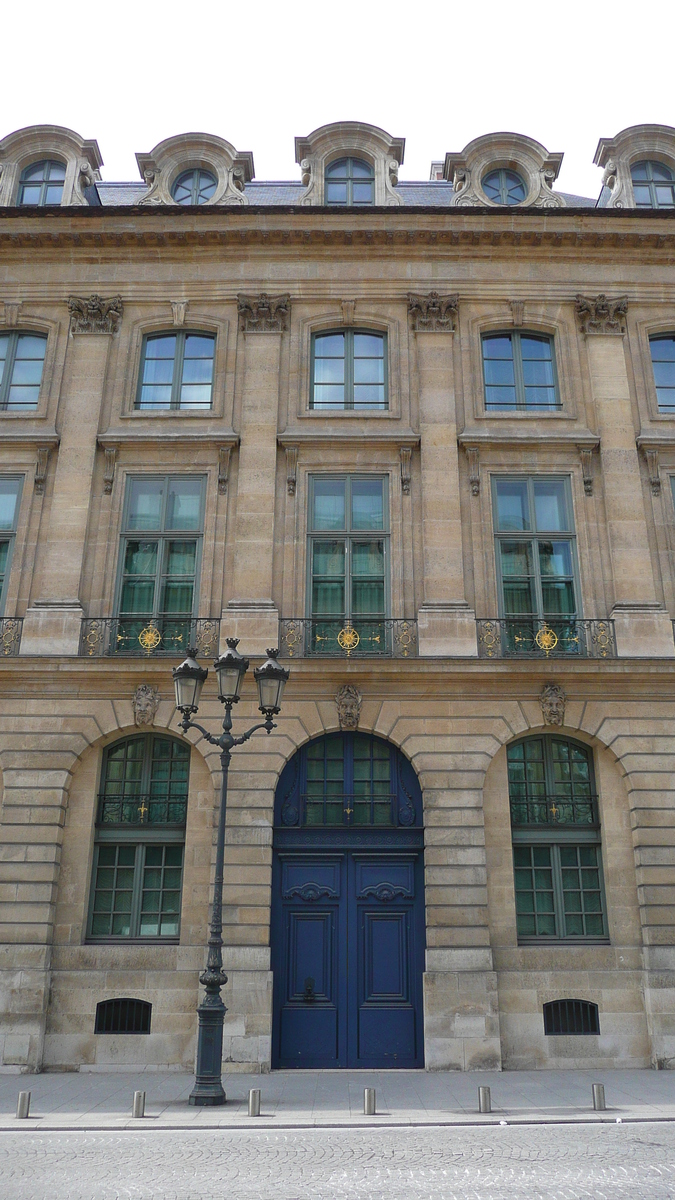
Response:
[325, 158, 374, 206]
[482, 168, 526, 206]
[18, 160, 65, 206]
[631, 161, 675, 209]
[171, 168, 217, 205]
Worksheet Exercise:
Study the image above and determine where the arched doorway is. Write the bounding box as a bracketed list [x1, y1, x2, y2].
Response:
[271, 732, 425, 1069]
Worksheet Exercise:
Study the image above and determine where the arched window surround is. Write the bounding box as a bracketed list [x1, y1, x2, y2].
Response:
[630, 159, 675, 209]
[324, 156, 375, 207]
[310, 327, 388, 410]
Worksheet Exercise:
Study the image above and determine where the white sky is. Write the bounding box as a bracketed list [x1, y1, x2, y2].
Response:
[3, 0, 675, 199]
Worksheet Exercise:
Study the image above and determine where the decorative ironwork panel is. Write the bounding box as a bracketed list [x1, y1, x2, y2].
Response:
[476, 618, 615, 659]
[510, 793, 599, 828]
[80, 617, 220, 658]
[0, 618, 22, 656]
[97, 792, 187, 826]
[279, 618, 418, 659]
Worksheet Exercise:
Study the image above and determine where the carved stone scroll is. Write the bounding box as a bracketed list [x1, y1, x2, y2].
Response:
[335, 684, 362, 731]
[575, 294, 627, 336]
[540, 681, 566, 726]
[133, 684, 160, 727]
[285, 445, 298, 496]
[218, 446, 232, 496]
[237, 293, 290, 333]
[408, 292, 458, 333]
[68, 294, 123, 335]
[399, 446, 412, 495]
[34, 446, 50, 495]
[643, 447, 662, 496]
[103, 446, 117, 495]
[578, 447, 595, 496]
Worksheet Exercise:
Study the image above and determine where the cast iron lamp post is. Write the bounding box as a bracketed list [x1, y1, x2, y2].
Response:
[173, 639, 290, 1106]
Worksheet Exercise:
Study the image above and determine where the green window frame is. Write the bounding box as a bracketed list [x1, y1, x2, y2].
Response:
[88, 733, 188, 942]
[650, 335, 675, 412]
[508, 735, 607, 943]
[171, 169, 217, 205]
[492, 476, 580, 622]
[481, 168, 526, 205]
[0, 331, 47, 411]
[482, 331, 560, 411]
[136, 331, 215, 411]
[324, 157, 374, 206]
[307, 475, 389, 646]
[631, 160, 675, 209]
[115, 475, 205, 644]
[0, 477, 23, 615]
[310, 329, 387, 410]
[18, 159, 65, 206]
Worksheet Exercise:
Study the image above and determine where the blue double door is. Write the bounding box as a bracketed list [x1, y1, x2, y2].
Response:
[272, 849, 425, 1069]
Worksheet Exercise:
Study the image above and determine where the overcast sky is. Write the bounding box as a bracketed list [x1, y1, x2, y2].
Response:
[3, 0, 674, 200]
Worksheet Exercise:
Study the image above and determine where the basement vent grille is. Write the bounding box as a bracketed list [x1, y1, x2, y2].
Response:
[95, 998, 151, 1035]
[543, 998, 599, 1036]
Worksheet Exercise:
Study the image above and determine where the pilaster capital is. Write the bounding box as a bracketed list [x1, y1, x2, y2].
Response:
[575, 293, 627, 336]
[408, 292, 458, 333]
[237, 293, 290, 333]
[68, 294, 123, 335]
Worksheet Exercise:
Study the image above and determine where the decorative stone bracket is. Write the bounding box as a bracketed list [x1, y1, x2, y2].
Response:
[575, 294, 627, 336]
[465, 446, 480, 496]
[286, 445, 298, 496]
[103, 446, 118, 495]
[540, 681, 566, 726]
[1, 301, 20, 327]
[237, 293, 290, 333]
[642, 446, 662, 496]
[400, 446, 412, 495]
[578, 446, 595, 496]
[170, 300, 188, 326]
[510, 300, 524, 327]
[408, 292, 458, 333]
[34, 446, 50, 495]
[336, 684, 362, 730]
[218, 446, 232, 495]
[68, 294, 123, 335]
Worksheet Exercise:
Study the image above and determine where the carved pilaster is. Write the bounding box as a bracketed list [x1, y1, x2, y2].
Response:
[285, 446, 298, 496]
[237, 293, 290, 333]
[103, 446, 117, 495]
[2, 301, 20, 327]
[575, 294, 627, 336]
[643, 447, 662, 496]
[408, 292, 458, 333]
[466, 446, 480, 496]
[399, 446, 412, 495]
[218, 446, 232, 496]
[578, 446, 595, 496]
[170, 300, 188, 326]
[68, 294, 123, 335]
[34, 446, 50, 496]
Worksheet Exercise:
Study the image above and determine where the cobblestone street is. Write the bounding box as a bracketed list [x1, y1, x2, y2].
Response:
[1, 1122, 674, 1200]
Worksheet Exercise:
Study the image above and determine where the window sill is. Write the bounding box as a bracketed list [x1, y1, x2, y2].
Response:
[517, 937, 610, 946]
[120, 408, 219, 419]
[473, 409, 576, 421]
[85, 937, 181, 946]
[300, 408, 398, 419]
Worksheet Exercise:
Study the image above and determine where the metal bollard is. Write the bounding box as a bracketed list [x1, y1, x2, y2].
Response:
[248, 1088, 261, 1117]
[592, 1083, 606, 1112]
[16, 1091, 31, 1120]
[364, 1087, 376, 1115]
[478, 1085, 492, 1114]
[132, 1090, 146, 1119]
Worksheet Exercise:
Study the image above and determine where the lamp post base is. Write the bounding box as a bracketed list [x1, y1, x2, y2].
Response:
[189, 1086, 227, 1107]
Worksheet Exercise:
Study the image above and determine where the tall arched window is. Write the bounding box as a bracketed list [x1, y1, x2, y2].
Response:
[508, 735, 607, 942]
[18, 160, 66, 206]
[88, 733, 189, 940]
[325, 158, 374, 206]
[631, 161, 675, 209]
[171, 169, 217, 205]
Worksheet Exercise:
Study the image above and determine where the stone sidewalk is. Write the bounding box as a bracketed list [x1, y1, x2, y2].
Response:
[0, 1068, 673, 1129]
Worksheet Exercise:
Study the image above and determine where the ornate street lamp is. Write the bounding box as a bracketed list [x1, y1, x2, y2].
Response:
[173, 640, 290, 1106]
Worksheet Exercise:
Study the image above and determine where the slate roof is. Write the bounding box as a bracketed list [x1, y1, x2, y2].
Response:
[93, 179, 599, 208]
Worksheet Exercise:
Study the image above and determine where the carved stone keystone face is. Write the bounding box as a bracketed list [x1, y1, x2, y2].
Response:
[133, 684, 160, 727]
[540, 682, 566, 727]
[335, 684, 362, 730]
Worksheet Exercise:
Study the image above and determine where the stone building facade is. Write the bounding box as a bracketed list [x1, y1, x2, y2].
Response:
[0, 120, 674, 1073]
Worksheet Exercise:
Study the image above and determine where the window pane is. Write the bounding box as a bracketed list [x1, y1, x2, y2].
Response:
[314, 358, 345, 384]
[351, 479, 384, 530]
[352, 183, 373, 203]
[352, 578, 384, 615]
[312, 580, 344, 615]
[353, 385, 385, 407]
[483, 335, 514, 359]
[145, 335, 177, 359]
[127, 480, 163, 531]
[485, 386, 517, 409]
[326, 183, 347, 204]
[538, 540, 573, 577]
[533, 481, 569, 531]
[351, 540, 384, 576]
[495, 481, 530, 531]
[484, 358, 516, 386]
[166, 480, 202, 531]
[351, 160, 373, 179]
[0, 480, 20, 531]
[313, 479, 345, 530]
[315, 332, 345, 356]
[312, 541, 345, 577]
[353, 357, 384, 385]
[313, 385, 346, 408]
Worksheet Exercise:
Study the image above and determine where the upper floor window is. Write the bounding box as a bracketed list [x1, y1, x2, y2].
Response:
[482, 332, 559, 411]
[0, 478, 22, 615]
[136, 331, 215, 411]
[649, 335, 675, 412]
[18, 160, 66, 206]
[115, 475, 205, 654]
[0, 332, 47, 411]
[509, 735, 606, 942]
[88, 733, 188, 940]
[482, 168, 526, 205]
[171, 169, 217, 205]
[325, 158, 374, 206]
[311, 330, 387, 410]
[631, 160, 675, 209]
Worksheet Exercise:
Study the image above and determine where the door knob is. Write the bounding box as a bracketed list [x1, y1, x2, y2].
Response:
[303, 976, 316, 1002]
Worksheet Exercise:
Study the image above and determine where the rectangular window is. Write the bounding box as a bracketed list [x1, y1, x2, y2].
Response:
[89, 843, 183, 939]
[0, 332, 47, 411]
[482, 332, 559, 411]
[492, 477, 579, 651]
[308, 477, 388, 654]
[651, 336, 675, 413]
[0, 477, 22, 614]
[116, 476, 204, 652]
[310, 330, 387, 410]
[136, 332, 215, 410]
[513, 843, 607, 941]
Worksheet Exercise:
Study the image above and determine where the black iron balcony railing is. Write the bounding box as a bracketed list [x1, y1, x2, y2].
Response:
[477, 618, 616, 659]
[510, 794, 599, 828]
[80, 617, 220, 658]
[0, 617, 22, 656]
[97, 792, 187, 826]
[279, 618, 418, 659]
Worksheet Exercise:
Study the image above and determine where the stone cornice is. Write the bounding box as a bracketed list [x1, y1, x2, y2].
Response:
[98, 430, 238, 448]
[458, 429, 599, 450]
[278, 430, 419, 449]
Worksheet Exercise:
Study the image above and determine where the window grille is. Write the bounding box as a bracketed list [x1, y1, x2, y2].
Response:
[95, 997, 151, 1034]
[543, 998, 599, 1036]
